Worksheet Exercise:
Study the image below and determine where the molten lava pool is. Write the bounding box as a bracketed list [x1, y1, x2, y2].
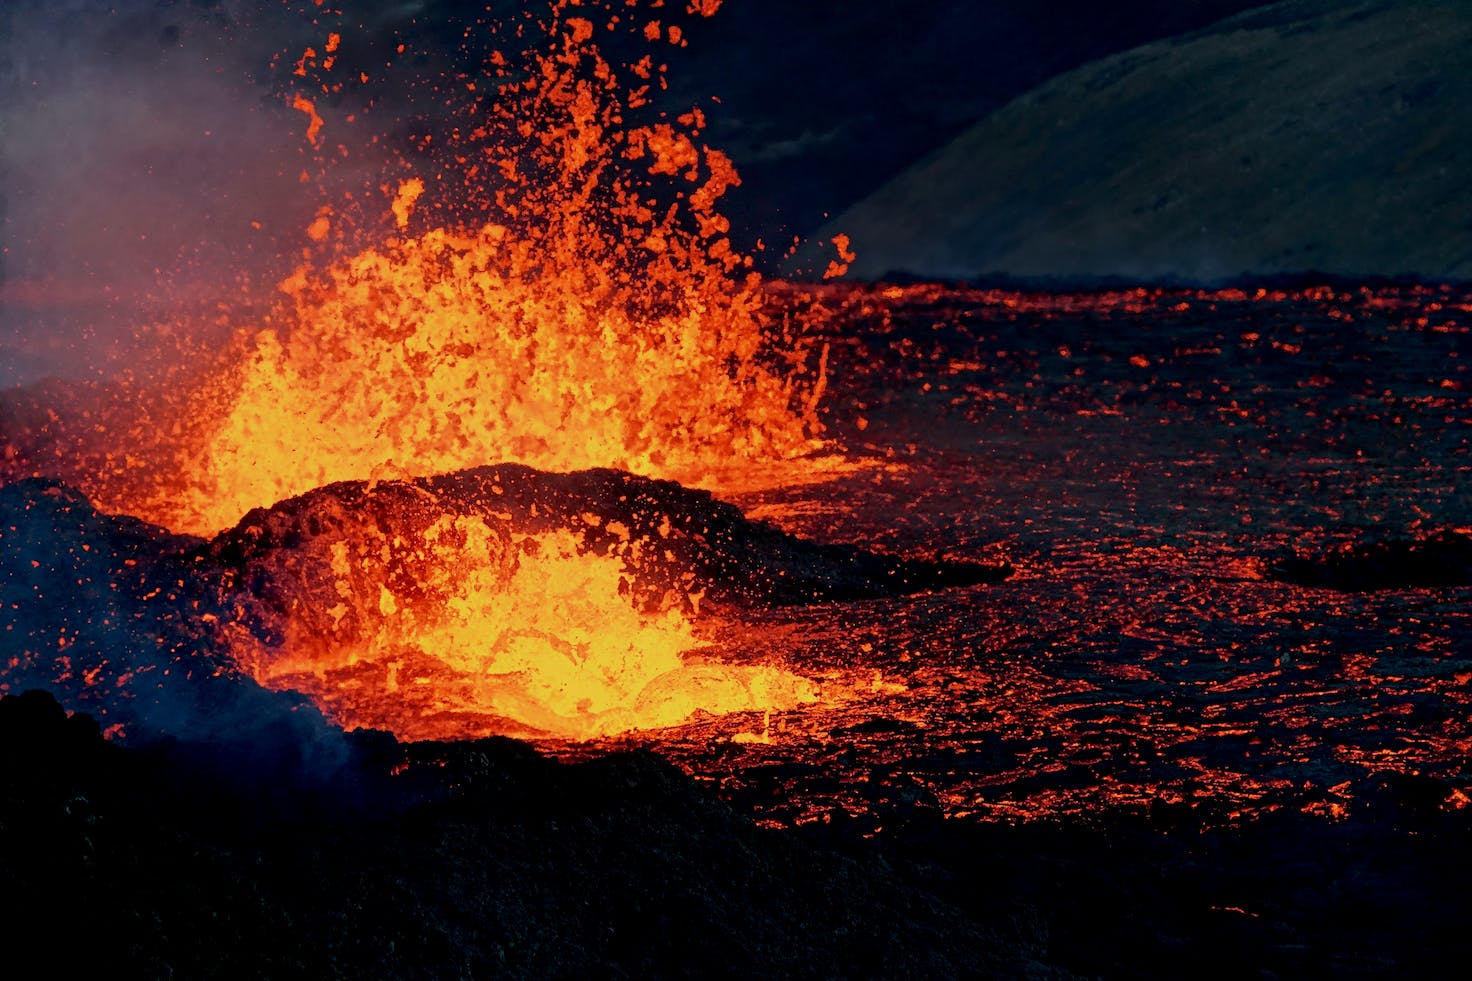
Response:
[5, 280, 1470, 835]
[576, 282, 1472, 830]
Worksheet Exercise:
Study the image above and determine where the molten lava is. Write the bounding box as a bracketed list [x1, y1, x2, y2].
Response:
[184, 213, 824, 538]
[118, 0, 834, 539]
[198, 1, 838, 740]
[212, 477, 817, 741]
[1, 0, 842, 742]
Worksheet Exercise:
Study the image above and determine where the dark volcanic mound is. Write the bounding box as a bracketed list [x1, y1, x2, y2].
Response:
[421, 464, 1013, 605]
[203, 465, 1011, 654]
[1267, 529, 1472, 591]
[210, 464, 1010, 613]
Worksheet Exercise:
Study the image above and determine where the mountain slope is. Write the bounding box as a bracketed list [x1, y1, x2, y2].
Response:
[798, 0, 1472, 284]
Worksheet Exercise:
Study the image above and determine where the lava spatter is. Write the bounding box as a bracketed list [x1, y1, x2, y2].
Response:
[163, 0, 829, 538]
[0, 0, 843, 742]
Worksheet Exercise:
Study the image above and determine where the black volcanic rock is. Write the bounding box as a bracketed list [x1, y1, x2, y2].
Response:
[0, 690, 1025, 979]
[1267, 529, 1472, 591]
[205, 465, 1010, 622]
[7, 689, 1471, 979]
[800, 0, 1472, 284]
[0, 687, 109, 781]
[419, 464, 1012, 606]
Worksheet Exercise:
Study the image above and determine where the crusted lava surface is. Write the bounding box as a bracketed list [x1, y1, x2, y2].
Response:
[1267, 529, 1472, 591]
[209, 463, 1011, 616]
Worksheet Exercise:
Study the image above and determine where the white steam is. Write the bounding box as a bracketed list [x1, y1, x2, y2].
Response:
[0, 0, 316, 385]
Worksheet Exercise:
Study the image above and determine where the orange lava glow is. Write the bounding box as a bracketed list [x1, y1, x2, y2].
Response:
[179, 209, 825, 538]
[197, 1, 838, 739]
[123, 0, 834, 540]
[222, 492, 816, 740]
[7, 1, 839, 741]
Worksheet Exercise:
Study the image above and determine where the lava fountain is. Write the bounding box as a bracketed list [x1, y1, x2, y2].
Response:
[148, 0, 834, 536]
[0, 0, 855, 742]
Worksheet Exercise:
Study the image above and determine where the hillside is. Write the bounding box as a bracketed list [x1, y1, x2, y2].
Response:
[797, 0, 1472, 284]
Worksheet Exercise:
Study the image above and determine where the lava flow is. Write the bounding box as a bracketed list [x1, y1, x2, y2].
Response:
[0, 0, 848, 742]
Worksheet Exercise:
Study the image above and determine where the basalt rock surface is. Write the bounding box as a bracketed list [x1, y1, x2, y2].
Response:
[420, 464, 1013, 607]
[1267, 529, 1472, 591]
[0, 690, 1032, 980]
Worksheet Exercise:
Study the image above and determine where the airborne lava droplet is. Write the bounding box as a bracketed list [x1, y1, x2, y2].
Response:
[290, 93, 324, 146]
[390, 178, 424, 231]
[824, 233, 856, 280]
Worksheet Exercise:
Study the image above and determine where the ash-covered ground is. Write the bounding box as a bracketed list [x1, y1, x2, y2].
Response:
[3, 282, 1471, 976]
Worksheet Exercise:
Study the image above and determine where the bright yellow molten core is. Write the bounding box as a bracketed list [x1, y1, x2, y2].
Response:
[244, 520, 817, 741]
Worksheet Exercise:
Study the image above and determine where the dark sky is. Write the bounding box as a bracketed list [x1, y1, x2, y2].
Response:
[353, 0, 1276, 249]
[662, 0, 1274, 249]
[0, 0, 1276, 383]
[1, 0, 1274, 277]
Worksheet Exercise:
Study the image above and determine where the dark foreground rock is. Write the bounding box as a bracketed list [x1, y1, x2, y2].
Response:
[1267, 529, 1472, 591]
[839, 776, 1472, 979]
[0, 690, 1036, 979]
[8, 687, 1472, 978]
